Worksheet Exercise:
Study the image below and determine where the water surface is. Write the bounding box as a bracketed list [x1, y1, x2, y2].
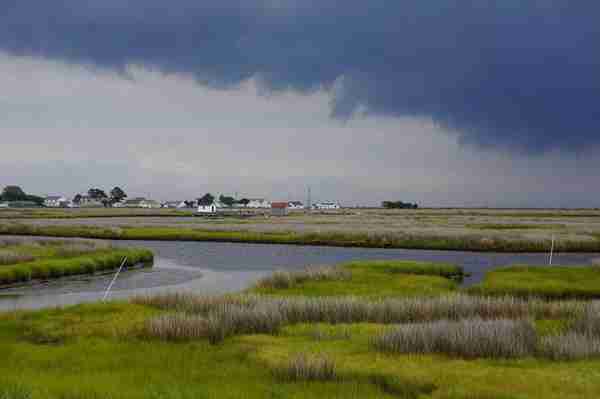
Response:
[1, 240, 597, 310]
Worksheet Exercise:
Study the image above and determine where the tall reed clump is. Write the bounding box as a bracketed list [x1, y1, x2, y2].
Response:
[145, 313, 209, 341]
[143, 302, 284, 344]
[373, 318, 537, 359]
[132, 292, 258, 314]
[254, 265, 352, 290]
[539, 302, 600, 360]
[136, 293, 587, 347]
[135, 293, 585, 326]
[205, 304, 284, 344]
[539, 333, 600, 361]
[275, 354, 337, 382]
[0, 251, 35, 266]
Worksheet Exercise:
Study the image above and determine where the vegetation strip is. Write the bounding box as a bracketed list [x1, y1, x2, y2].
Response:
[251, 261, 463, 298]
[467, 265, 600, 299]
[4, 222, 600, 252]
[0, 238, 153, 285]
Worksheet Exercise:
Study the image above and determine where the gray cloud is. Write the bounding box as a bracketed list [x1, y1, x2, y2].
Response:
[1, 53, 599, 207]
[1, 1, 599, 153]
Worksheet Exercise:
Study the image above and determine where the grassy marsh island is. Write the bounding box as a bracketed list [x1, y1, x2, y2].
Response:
[3, 207, 600, 252]
[0, 237, 153, 286]
[251, 260, 464, 298]
[2, 259, 600, 398]
[467, 265, 600, 299]
[2, 221, 600, 253]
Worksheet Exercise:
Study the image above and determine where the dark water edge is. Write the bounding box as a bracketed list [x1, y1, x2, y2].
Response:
[1, 239, 598, 310]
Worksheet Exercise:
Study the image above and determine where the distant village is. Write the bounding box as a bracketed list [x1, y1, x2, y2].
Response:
[0, 185, 343, 215]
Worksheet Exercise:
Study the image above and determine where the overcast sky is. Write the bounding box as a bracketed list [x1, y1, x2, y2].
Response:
[1, 2, 599, 207]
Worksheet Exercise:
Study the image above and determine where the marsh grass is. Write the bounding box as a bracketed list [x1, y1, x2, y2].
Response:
[251, 260, 461, 298]
[0, 384, 32, 399]
[571, 302, 600, 336]
[539, 333, 600, 360]
[4, 222, 600, 252]
[466, 223, 565, 230]
[205, 304, 284, 344]
[373, 318, 537, 359]
[254, 265, 351, 290]
[0, 247, 153, 285]
[309, 325, 352, 341]
[343, 259, 464, 278]
[0, 251, 35, 266]
[468, 266, 600, 299]
[143, 303, 284, 344]
[136, 294, 586, 345]
[275, 354, 337, 382]
[539, 303, 600, 360]
[145, 313, 209, 341]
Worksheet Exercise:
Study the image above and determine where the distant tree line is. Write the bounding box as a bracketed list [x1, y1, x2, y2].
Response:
[73, 187, 128, 207]
[382, 200, 418, 209]
[196, 193, 250, 207]
[0, 186, 44, 205]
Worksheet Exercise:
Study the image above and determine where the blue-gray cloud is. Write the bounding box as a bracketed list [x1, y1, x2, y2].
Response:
[2, 1, 599, 152]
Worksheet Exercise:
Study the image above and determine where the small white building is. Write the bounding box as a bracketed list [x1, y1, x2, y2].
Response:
[247, 198, 271, 208]
[162, 201, 188, 209]
[0, 202, 8, 208]
[313, 201, 341, 210]
[44, 196, 68, 208]
[77, 195, 103, 208]
[288, 201, 304, 210]
[197, 202, 217, 214]
[123, 198, 161, 208]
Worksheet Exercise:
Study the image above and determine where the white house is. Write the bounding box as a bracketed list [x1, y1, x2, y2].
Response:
[0, 202, 8, 208]
[288, 201, 304, 210]
[313, 201, 341, 210]
[247, 198, 271, 208]
[197, 202, 217, 214]
[77, 195, 104, 208]
[162, 201, 188, 209]
[123, 197, 161, 208]
[44, 196, 68, 208]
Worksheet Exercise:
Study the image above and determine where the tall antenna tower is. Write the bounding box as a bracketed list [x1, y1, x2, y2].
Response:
[307, 186, 312, 210]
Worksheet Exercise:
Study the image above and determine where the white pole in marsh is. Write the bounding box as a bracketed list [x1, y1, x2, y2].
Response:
[102, 257, 127, 302]
[549, 235, 555, 266]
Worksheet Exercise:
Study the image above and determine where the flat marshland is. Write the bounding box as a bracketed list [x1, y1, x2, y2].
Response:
[3, 208, 600, 252]
[2, 258, 600, 398]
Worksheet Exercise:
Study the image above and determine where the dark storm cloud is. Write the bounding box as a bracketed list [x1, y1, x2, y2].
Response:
[2, 1, 599, 152]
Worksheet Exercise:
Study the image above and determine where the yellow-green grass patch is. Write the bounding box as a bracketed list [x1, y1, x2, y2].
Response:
[467, 265, 600, 299]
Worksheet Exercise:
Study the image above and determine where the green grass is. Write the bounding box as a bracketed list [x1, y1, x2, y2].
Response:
[2, 303, 600, 399]
[0, 247, 153, 285]
[343, 260, 464, 278]
[251, 260, 461, 298]
[466, 223, 566, 230]
[0, 304, 407, 399]
[4, 222, 600, 252]
[467, 265, 600, 299]
[0, 208, 194, 219]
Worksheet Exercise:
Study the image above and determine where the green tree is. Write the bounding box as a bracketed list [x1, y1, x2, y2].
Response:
[238, 198, 250, 207]
[87, 188, 108, 200]
[110, 187, 127, 203]
[73, 194, 83, 204]
[219, 195, 236, 207]
[1, 186, 27, 201]
[197, 193, 215, 206]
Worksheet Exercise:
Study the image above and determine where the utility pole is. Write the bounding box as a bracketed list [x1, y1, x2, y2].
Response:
[307, 186, 312, 211]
